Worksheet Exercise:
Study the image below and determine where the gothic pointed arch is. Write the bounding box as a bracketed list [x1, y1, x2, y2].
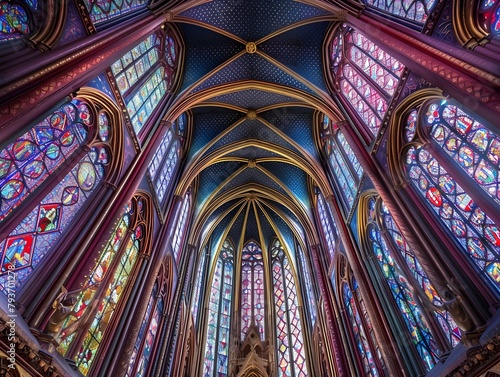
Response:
[270, 237, 310, 377]
[453, 0, 500, 49]
[109, 22, 183, 139]
[54, 191, 154, 375]
[0, 87, 124, 297]
[202, 237, 235, 377]
[324, 22, 405, 141]
[0, 0, 67, 58]
[126, 257, 170, 376]
[358, 191, 462, 373]
[387, 89, 500, 295]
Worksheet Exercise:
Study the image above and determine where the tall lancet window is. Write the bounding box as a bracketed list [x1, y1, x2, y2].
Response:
[316, 193, 337, 261]
[360, 0, 436, 25]
[172, 193, 190, 263]
[399, 97, 500, 292]
[329, 26, 404, 138]
[191, 247, 207, 329]
[203, 239, 234, 377]
[379, 201, 460, 347]
[240, 241, 265, 340]
[111, 27, 178, 136]
[296, 244, 317, 326]
[363, 196, 438, 370]
[320, 115, 363, 211]
[343, 281, 379, 377]
[271, 238, 309, 377]
[57, 194, 150, 375]
[148, 114, 185, 207]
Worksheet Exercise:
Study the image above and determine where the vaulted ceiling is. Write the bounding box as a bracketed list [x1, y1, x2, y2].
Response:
[165, 0, 345, 255]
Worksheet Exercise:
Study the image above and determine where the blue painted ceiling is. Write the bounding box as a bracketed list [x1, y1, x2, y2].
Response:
[169, 0, 336, 255]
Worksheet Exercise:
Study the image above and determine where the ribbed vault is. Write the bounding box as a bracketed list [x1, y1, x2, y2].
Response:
[164, 0, 346, 266]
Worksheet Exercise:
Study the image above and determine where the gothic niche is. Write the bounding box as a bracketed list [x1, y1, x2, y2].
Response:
[231, 325, 269, 377]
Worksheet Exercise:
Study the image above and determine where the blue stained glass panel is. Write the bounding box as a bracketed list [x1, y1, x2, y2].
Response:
[367, 198, 438, 370]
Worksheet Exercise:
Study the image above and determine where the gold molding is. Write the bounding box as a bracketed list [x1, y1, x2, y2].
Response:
[386, 88, 443, 187]
[452, 0, 490, 49]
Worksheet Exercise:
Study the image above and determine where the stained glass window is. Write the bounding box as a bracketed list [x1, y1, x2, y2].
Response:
[112, 29, 178, 136]
[148, 119, 183, 205]
[343, 282, 379, 377]
[317, 193, 337, 260]
[404, 100, 500, 292]
[82, 0, 149, 26]
[172, 194, 190, 263]
[297, 244, 317, 326]
[366, 197, 438, 370]
[191, 249, 207, 328]
[272, 239, 309, 377]
[57, 197, 146, 375]
[0, 1, 38, 41]
[330, 28, 403, 137]
[380, 202, 461, 347]
[0, 100, 110, 294]
[111, 34, 162, 96]
[479, 0, 500, 36]
[424, 101, 499, 205]
[361, 0, 436, 24]
[320, 115, 363, 212]
[0, 99, 92, 222]
[203, 239, 234, 377]
[126, 284, 157, 377]
[240, 241, 265, 340]
[136, 296, 163, 376]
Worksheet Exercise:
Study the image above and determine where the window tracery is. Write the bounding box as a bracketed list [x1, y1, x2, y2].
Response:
[320, 115, 363, 211]
[272, 238, 309, 377]
[148, 115, 186, 207]
[360, 0, 437, 25]
[0, 1, 37, 41]
[395, 96, 500, 292]
[316, 192, 338, 260]
[191, 248, 207, 329]
[297, 243, 317, 327]
[111, 27, 178, 136]
[203, 239, 234, 377]
[328, 27, 404, 138]
[362, 194, 440, 370]
[172, 193, 190, 263]
[343, 281, 379, 377]
[0, 95, 118, 294]
[56, 194, 151, 375]
[240, 240, 265, 340]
